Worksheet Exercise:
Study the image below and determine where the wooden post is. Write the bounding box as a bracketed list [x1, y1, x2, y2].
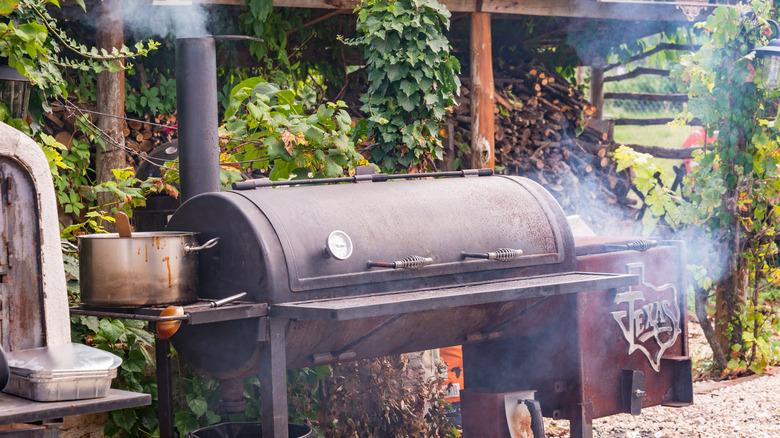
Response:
[590, 64, 604, 120]
[469, 12, 495, 170]
[96, 0, 126, 228]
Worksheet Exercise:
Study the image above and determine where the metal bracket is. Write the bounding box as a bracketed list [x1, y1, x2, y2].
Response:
[621, 370, 645, 415]
[257, 316, 269, 342]
[661, 356, 693, 406]
[311, 314, 402, 364]
[471, 296, 553, 340]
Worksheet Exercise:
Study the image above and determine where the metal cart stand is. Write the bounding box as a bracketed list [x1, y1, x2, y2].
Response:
[69, 300, 267, 438]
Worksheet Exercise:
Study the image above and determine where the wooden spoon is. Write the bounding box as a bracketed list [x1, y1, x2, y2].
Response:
[115, 212, 132, 238]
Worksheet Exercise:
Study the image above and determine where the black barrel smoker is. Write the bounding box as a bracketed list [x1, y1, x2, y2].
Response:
[164, 171, 691, 438]
[137, 34, 693, 438]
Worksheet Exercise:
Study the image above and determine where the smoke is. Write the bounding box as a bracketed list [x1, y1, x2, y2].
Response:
[122, 1, 209, 39]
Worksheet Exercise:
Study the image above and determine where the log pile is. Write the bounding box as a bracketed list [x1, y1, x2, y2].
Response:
[124, 113, 177, 158]
[446, 61, 638, 233]
[41, 102, 177, 168]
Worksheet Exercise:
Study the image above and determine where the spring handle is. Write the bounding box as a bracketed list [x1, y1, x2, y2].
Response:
[462, 248, 524, 262]
[604, 239, 658, 252]
[368, 255, 434, 270]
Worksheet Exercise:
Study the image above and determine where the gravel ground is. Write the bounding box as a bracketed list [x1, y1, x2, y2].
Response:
[545, 323, 780, 438]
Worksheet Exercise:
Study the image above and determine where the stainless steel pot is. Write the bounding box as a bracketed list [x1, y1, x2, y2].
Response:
[78, 232, 219, 307]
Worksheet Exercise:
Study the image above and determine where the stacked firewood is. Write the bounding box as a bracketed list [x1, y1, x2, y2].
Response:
[124, 113, 177, 156]
[447, 62, 638, 232]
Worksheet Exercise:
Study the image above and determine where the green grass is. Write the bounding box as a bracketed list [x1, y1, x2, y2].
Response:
[613, 124, 698, 149]
[607, 108, 698, 181]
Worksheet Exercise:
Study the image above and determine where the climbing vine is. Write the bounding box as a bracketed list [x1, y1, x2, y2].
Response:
[345, 0, 460, 173]
[614, 0, 780, 375]
[2, 0, 157, 104]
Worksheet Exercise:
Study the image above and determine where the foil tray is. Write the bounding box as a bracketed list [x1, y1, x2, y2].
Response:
[3, 343, 122, 402]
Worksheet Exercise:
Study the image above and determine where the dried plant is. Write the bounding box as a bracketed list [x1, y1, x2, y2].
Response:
[316, 355, 457, 438]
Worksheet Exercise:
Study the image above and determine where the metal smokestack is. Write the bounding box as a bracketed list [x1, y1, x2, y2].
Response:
[176, 37, 220, 202]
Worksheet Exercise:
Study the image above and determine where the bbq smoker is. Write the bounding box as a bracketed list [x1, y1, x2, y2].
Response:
[160, 36, 692, 438]
[162, 169, 691, 438]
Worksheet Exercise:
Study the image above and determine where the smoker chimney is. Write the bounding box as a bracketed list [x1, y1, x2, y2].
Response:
[175, 37, 220, 202]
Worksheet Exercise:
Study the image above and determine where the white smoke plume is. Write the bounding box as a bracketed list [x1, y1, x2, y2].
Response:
[122, 1, 209, 39]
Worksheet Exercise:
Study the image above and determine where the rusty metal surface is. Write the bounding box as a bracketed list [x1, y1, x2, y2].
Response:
[463, 243, 689, 437]
[0, 157, 44, 351]
[576, 243, 690, 420]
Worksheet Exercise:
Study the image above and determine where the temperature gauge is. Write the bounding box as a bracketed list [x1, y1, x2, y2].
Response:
[326, 230, 353, 260]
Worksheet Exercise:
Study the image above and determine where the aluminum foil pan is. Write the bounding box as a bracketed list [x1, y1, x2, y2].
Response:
[3, 343, 122, 401]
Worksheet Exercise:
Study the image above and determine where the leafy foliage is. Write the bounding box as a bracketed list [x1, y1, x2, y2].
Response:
[126, 76, 177, 116]
[38, 115, 174, 237]
[345, 0, 460, 172]
[613, 0, 780, 374]
[69, 304, 159, 436]
[221, 78, 367, 180]
[0, 0, 157, 102]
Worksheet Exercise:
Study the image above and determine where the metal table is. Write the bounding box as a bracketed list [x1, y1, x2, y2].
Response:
[69, 300, 268, 438]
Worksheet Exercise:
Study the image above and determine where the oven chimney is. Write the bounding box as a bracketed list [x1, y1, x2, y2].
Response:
[175, 37, 220, 202]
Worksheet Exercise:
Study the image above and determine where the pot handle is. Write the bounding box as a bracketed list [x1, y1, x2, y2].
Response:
[185, 237, 220, 254]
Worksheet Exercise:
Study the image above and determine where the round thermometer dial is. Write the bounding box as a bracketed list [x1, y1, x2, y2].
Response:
[326, 230, 353, 260]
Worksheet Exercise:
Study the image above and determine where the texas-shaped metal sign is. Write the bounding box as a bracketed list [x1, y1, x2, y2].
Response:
[611, 262, 681, 372]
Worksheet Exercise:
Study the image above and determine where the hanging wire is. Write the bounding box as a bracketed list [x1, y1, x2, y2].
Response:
[50, 101, 271, 169]
[49, 101, 374, 172]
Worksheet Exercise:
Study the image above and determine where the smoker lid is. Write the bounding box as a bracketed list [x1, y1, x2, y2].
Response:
[5, 343, 122, 377]
[231, 175, 572, 293]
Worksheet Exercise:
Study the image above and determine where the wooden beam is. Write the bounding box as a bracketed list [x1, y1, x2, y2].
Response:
[611, 117, 701, 126]
[95, 0, 126, 231]
[470, 12, 495, 170]
[603, 92, 688, 102]
[270, 0, 713, 21]
[619, 143, 701, 159]
[590, 65, 604, 120]
[604, 67, 670, 82]
[604, 43, 700, 71]
[147, 0, 716, 21]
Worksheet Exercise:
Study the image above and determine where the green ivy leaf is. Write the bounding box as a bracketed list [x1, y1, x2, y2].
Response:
[186, 394, 209, 418]
[80, 315, 100, 333]
[110, 409, 138, 431]
[99, 319, 125, 343]
[121, 347, 147, 373]
[174, 412, 200, 437]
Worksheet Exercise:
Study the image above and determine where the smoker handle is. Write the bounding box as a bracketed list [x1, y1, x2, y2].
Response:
[603, 239, 658, 252]
[184, 237, 220, 254]
[461, 248, 523, 262]
[368, 255, 434, 269]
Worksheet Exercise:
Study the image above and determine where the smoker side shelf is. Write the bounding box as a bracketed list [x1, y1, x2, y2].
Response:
[273, 271, 638, 321]
[69, 301, 268, 325]
[0, 389, 151, 426]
